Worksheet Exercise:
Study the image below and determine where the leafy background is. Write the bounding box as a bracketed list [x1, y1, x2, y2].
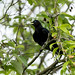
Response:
[0, 0, 75, 75]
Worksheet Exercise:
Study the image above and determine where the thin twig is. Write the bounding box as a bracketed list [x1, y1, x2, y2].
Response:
[22, 30, 55, 74]
[16, 26, 20, 46]
[0, 0, 18, 20]
[37, 51, 49, 73]
[22, 50, 43, 75]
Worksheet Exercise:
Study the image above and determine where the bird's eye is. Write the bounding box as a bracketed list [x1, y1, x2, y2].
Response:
[34, 20, 36, 23]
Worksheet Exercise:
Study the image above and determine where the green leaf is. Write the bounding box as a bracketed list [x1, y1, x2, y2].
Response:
[59, 14, 65, 20]
[0, 50, 4, 57]
[15, 45, 24, 51]
[26, 69, 37, 74]
[69, 46, 75, 49]
[11, 60, 23, 75]
[14, 54, 27, 67]
[37, 11, 49, 19]
[58, 24, 71, 34]
[65, 40, 75, 45]
[49, 43, 56, 50]
[7, 41, 15, 47]
[27, 0, 33, 5]
[20, 56, 27, 67]
[0, 71, 5, 74]
[58, 14, 69, 24]
[12, 22, 19, 27]
[61, 69, 64, 75]
[13, 27, 18, 33]
[62, 61, 69, 70]
[14, 16, 21, 19]
[53, 47, 58, 56]
[61, 13, 75, 20]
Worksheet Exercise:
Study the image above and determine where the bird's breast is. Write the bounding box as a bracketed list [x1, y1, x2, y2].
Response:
[36, 31, 48, 42]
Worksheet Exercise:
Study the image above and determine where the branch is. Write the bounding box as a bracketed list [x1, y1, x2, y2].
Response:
[54, 0, 63, 50]
[22, 16, 61, 75]
[37, 59, 65, 75]
[0, 0, 18, 20]
[50, 63, 64, 74]
[37, 60, 58, 75]
[22, 39, 49, 75]
[22, 50, 43, 75]
[22, 31, 54, 74]
[27, 5, 36, 16]
[22, 37, 59, 74]
[48, 13, 60, 18]
[37, 51, 49, 73]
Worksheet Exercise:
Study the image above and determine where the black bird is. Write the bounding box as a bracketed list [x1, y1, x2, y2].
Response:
[32, 20, 63, 54]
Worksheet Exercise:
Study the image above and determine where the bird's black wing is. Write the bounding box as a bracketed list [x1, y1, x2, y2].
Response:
[40, 28, 49, 45]
[42, 28, 49, 34]
[33, 32, 38, 43]
[33, 28, 49, 46]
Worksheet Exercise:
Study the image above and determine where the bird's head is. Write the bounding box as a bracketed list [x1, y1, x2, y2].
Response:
[32, 20, 41, 27]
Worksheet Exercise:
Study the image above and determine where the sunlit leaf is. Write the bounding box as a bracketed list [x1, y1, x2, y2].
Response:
[15, 45, 24, 51]
[7, 41, 15, 47]
[11, 60, 23, 75]
[58, 24, 71, 33]
[52, 47, 59, 56]
[61, 13, 75, 20]
[62, 61, 69, 70]
[14, 54, 27, 67]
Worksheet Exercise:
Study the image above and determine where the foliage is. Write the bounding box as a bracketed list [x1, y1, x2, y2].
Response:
[0, 0, 75, 75]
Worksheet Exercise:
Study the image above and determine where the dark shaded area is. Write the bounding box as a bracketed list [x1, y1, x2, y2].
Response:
[32, 20, 63, 54]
